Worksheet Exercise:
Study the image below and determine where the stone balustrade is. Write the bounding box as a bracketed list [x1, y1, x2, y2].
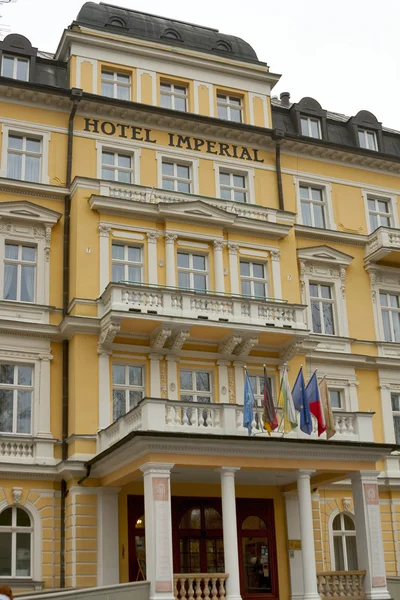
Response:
[173, 573, 227, 600]
[97, 397, 375, 453]
[100, 282, 307, 330]
[317, 571, 366, 599]
[0, 438, 34, 460]
[365, 226, 400, 263]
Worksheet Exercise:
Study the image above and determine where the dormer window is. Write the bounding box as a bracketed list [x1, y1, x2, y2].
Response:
[300, 116, 321, 139]
[358, 129, 377, 151]
[162, 29, 182, 41]
[215, 41, 232, 53]
[1, 55, 29, 81]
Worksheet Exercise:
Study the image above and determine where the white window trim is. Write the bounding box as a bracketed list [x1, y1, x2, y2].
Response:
[177, 250, 208, 292]
[309, 282, 336, 336]
[1, 55, 30, 81]
[378, 373, 400, 444]
[294, 176, 335, 230]
[101, 69, 131, 101]
[217, 93, 243, 123]
[300, 116, 322, 139]
[303, 273, 344, 336]
[0, 124, 50, 185]
[368, 265, 400, 345]
[0, 499, 41, 583]
[111, 242, 143, 284]
[112, 363, 145, 421]
[328, 508, 357, 571]
[160, 81, 188, 112]
[362, 189, 398, 234]
[239, 258, 269, 299]
[358, 129, 377, 151]
[0, 362, 34, 434]
[179, 368, 213, 403]
[214, 162, 255, 205]
[96, 141, 140, 185]
[156, 151, 199, 195]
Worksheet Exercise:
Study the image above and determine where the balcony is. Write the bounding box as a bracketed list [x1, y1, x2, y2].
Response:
[100, 282, 307, 330]
[97, 397, 375, 453]
[365, 226, 400, 264]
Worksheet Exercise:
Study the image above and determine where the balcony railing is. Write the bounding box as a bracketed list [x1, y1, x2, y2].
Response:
[174, 573, 227, 600]
[97, 397, 375, 453]
[317, 571, 366, 599]
[101, 282, 307, 330]
[365, 226, 400, 263]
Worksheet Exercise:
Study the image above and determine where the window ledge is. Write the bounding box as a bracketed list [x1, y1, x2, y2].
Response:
[377, 342, 400, 359]
[294, 224, 367, 246]
[0, 176, 67, 199]
[310, 334, 353, 354]
[0, 300, 56, 324]
[0, 578, 43, 591]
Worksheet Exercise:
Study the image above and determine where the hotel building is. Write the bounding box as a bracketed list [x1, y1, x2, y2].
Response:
[0, 3, 399, 599]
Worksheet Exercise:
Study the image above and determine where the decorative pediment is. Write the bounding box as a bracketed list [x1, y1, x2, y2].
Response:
[0, 201, 62, 226]
[297, 245, 353, 267]
[158, 200, 235, 225]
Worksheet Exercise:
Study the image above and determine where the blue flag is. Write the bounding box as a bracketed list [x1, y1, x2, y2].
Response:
[292, 367, 313, 435]
[243, 371, 255, 436]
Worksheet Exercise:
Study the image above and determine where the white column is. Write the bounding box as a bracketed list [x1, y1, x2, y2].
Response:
[297, 470, 320, 600]
[97, 487, 120, 586]
[166, 355, 179, 400]
[270, 249, 282, 299]
[228, 243, 239, 295]
[147, 232, 159, 285]
[38, 354, 52, 437]
[284, 492, 304, 600]
[214, 240, 225, 294]
[219, 467, 242, 600]
[99, 224, 111, 295]
[150, 353, 162, 397]
[165, 233, 178, 288]
[351, 471, 391, 600]
[217, 360, 230, 403]
[234, 361, 245, 405]
[98, 351, 111, 430]
[140, 463, 175, 600]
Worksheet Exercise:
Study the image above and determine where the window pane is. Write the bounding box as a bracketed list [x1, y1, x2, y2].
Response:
[0, 364, 13, 384]
[218, 105, 228, 120]
[219, 172, 230, 186]
[299, 186, 309, 199]
[329, 390, 341, 409]
[380, 293, 388, 307]
[112, 364, 125, 385]
[240, 262, 250, 277]
[177, 253, 189, 268]
[392, 394, 400, 412]
[0, 508, 12, 526]
[3, 264, 17, 300]
[102, 82, 114, 97]
[382, 310, 392, 342]
[321, 285, 331, 299]
[378, 200, 388, 213]
[162, 178, 174, 191]
[18, 366, 32, 387]
[16, 59, 29, 81]
[380, 215, 390, 227]
[112, 264, 124, 282]
[311, 188, 322, 202]
[394, 416, 400, 444]
[392, 311, 400, 342]
[233, 175, 245, 188]
[177, 165, 190, 179]
[127, 247, 141, 263]
[178, 272, 190, 289]
[16, 508, 30, 527]
[343, 514, 355, 530]
[102, 71, 113, 80]
[241, 280, 251, 296]
[102, 168, 114, 181]
[177, 181, 190, 193]
[2, 56, 14, 78]
[8, 135, 23, 150]
[300, 118, 308, 136]
[196, 372, 210, 392]
[127, 266, 141, 282]
[389, 294, 399, 308]
[129, 390, 142, 409]
[367, 132, 376, 150]
[112, 244, 124, 260]
[368, 198, 376, 210]
[22, 246, 36, 262]
[231, 108, 241, 122]
[311, 301, 322, 333]
[162, 162, 174, 176]
[102, 152, 114, 166]
[129, 366, 142, 387]
[25, 155, 40, 182]
[180, 370, 192, 390]
[253, 263, 264, 279]
[323, 303, 335, 335]
[346, 536, 358, 570]
[0, 532, 12, 576]
[370, 213, 379, 231]
[7, 152, 22, 179]
[117, 86, 130, 101]
[16, 532, 31, 576]
[118, 154, 131, 169]
[21, 266, 35, 302]
[334, 536, 345, 570]
[193, 255, 205, 271]
[0, 389, 13, 432]
[220, 188, 231, 200]
[358, 130, 366, 148]
[234, 190, 246, 203]
[301, 201, 312, 226]
[117, 73, 130, 83]
[309, 284, 318, 297]
[248, 376, 257, 394]
[118, 170, 131, 184]
[5, 243, 18, 260]
[160, 94, 171, 109]
[112, 389, 126, 421]
[313, 204, 325, 228]
[193, 274, 206, 291]
[254, 282, 265, 298]
[175, 97, 186, 112]
[26, 138, 40, 153]
[17, 391, 31, 434]
[310, 119, 320, 138]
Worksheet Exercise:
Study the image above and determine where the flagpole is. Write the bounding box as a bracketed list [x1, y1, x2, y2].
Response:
[277, 363, 286, 435]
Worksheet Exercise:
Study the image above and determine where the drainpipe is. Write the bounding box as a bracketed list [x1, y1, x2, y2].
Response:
[272, 129, 285, 211]
[60, 87, 82, 589]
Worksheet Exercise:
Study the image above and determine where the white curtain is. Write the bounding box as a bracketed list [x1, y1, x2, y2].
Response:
[3, 264, 16, 300]
[21, 266, 35, 302]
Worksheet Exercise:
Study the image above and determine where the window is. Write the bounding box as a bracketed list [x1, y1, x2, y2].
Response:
[177, 252, 207, 292]
[7, 135, 41, 182]
[101, 70, 131, 101]
[3, 243, 36, 303]
[300, 116, 321, 139]
[248, 374, 275, 407]
[331, 513, 358, 571]
[310, 283, 335, 335]
[329, 389, 342, 410]
[380, 293, 400, 343]
[240, 261, 267, 298]
[112, 243, 142, 283]
[358, 129, 377, 151]
[101, 150, 133, 183]
[112, 364, 144, 421]
[391, 393, 400, 444]
[0, 363, 32, 434]
[160, 82, 187, 112]
[219, 171, 247, 203]
[162, 160, 191, 193]
[180, 370, 212, 403]
[367, 197, 391, 231]
[2, 55, 29, 81]
[299, 185, 325, 228]
[217, 94, 242, 123]
[0, 506, 32, 577]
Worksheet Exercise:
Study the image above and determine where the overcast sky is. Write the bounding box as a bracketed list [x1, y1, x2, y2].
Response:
[2, 0, 400, 129]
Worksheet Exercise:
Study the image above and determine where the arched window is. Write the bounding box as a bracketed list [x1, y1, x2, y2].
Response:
[215, 41, 232, 53]
[331, 512, 358, 571]
[161, 29, 182, 41]
[108, 17, 126, 28]
[0, 506, 32, 577]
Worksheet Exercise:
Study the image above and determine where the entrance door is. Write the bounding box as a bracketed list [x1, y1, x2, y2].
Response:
[172, 498, 224, 573]
[237, 499, 279, 600]
[127, 495, 145, 582]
